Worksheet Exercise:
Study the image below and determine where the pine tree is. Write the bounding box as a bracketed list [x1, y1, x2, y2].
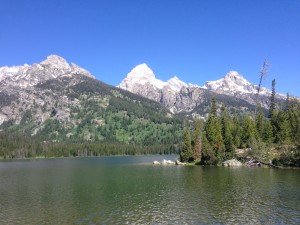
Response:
[272, 108, 291, 144]
[263, 119, 274, 143]
[205, 97, 219, 144]
[288, 99, 300, 144]
[221, 105, 235, 159]
[210, 97, 217, 117]
[180, 128, 193, 162]
[232, 114, 242, 148]
[285, 93, 291, 112]
[193, 119, 203, 161]
[269, 79, 276, 119]
[215, 131, 225, 163]
[201, 134, 215, 165]
[241, 115, 256, 148]
[205, 98, 224, 164]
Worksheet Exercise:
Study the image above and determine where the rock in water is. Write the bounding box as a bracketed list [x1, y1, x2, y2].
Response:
[153, 159, 176, 165]
[222, 159, 243, 167]
[175, 160, 186, 165]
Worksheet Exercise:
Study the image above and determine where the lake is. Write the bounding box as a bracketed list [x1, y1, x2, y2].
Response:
[0, 155, 299, 224]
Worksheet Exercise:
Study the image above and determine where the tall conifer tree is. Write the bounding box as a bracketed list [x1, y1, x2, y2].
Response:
[205, 97, 224, 164]
[221, 105, 234, 159]
[269, 79, 276, 119]
[180, 128, 193, 162]
[193, 119, 203, 161]
[242, 116, 256, 147]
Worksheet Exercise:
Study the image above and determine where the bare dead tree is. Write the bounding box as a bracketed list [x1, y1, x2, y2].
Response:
[254, 60, 269, 121]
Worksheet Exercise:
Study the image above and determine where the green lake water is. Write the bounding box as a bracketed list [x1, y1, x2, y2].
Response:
[0, 155, 299, 224]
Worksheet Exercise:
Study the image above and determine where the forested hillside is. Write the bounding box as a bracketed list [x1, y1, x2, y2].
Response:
[0, 75, 184, 158]
[180, 86, 300, 167]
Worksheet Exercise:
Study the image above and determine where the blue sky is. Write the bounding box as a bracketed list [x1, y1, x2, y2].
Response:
[1, 0, 300, 96]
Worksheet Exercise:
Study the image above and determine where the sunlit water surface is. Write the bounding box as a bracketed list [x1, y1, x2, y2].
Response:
[0, 155, 299, 224]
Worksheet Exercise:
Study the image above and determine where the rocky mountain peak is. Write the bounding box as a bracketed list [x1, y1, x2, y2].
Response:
[118, 63, 166, 91]
[127, 63, 156, 79]
[40, 54, 69, 68]
[223, 71, 250, 85]
[167, 76, 188, 92]
[224, 71, 243, 80]
[204, 70, 254, 95]
[0, 55, 94, 88]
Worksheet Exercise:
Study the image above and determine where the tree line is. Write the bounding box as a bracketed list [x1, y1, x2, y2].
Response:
[0, 131, 179, 159]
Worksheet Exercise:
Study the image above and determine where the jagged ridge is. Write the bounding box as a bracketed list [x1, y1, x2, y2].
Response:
[118, 64, 288, 115]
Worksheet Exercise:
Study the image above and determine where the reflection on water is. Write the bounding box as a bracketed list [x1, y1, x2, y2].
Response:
[0, 156, 299, 224]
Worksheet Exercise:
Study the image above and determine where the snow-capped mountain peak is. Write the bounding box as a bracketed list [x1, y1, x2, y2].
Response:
[205, 71, 256, 95]
[127, 63, 155, 79]
[224, 71, 251, 86]
[119, 64, 195, 93]
[224, 70, 243, 79]
[167, 76, 188, 92]
[118, 63, 166, 91]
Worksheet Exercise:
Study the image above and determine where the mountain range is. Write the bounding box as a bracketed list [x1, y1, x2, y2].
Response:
[0, 55, 186, 153]
[118, 63, 287, 116]
[0, 55, 292, 137]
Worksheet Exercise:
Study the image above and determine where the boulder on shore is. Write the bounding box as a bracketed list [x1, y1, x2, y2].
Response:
[153, 159, 177, 165]
[153, 160, 161, 165]
[162, 159, 176, 165]
[222, 159, 243, 167]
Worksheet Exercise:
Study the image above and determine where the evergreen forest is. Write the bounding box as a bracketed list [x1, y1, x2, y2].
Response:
[180, 80, 300, 167]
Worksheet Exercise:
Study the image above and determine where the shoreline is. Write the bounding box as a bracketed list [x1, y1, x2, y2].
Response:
[1, 155, 299, 169]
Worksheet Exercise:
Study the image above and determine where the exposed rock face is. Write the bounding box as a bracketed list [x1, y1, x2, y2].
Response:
[118, 65, 288, 115]
[222, 159, 243, 167]
[0, 55, 95, 127]
[119, 64, 204, 114]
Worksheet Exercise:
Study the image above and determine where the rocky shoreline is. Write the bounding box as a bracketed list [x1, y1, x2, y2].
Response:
[153, 159, 186, 165]
[154, 158, 278, 168]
